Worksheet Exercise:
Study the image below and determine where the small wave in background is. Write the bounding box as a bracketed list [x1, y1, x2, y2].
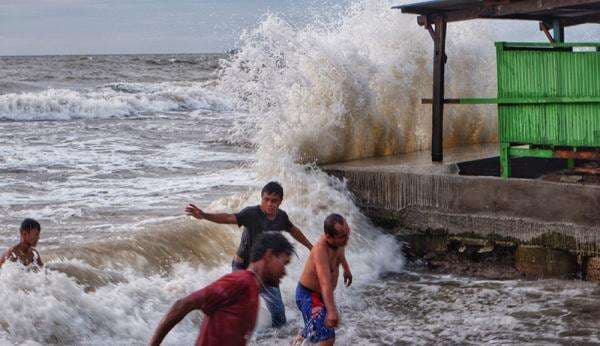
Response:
[0, 82, 230, 121]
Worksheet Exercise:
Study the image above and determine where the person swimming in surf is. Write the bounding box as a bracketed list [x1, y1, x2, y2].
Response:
[149, 232, 295, 346]
[0, 218, 43, 269]
[295, 213, 351, 345]
[185, 181, 352, 328]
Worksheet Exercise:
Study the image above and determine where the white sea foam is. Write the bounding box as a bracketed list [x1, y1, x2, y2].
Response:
[0, 211, 403, 345]
[0, 260, 226, 345]
[0, 82, 231, 121]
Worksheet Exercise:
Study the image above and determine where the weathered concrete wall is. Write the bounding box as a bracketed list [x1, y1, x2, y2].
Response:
[326, 169, 600, 251]
[323, 145, 600, 258]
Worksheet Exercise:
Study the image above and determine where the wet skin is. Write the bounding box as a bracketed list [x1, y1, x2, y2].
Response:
[0, 229, 43, 268]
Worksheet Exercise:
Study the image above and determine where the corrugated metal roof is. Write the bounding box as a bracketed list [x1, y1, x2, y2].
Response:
[393, 0, 600, 26]
[393, 0, 483, 14]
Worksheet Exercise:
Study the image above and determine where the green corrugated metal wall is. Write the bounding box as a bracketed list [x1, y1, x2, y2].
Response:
[497, 42, 600, 147]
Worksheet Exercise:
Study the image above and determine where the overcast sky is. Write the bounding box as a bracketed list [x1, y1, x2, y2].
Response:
[0, 0, 350, 55]
[1, 0, 598, 56]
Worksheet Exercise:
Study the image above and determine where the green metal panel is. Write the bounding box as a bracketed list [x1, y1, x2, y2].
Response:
[496, 42, 600, 49]
[459, 97, 600, 104]
[509, 147, 554, 159]
[496, 42, 600, 147]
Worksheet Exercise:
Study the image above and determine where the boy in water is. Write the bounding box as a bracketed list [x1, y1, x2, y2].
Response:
[0, 218, 43, 269]
[149, 232, 295, 346]
[186, 181, 352, 327]
[295, 213, 351, 345]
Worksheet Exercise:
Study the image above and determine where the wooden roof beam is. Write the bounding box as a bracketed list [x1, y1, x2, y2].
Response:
[561, 12, 600, 26]
[414, 0, 600, 24]
[539, 22, 556, 43]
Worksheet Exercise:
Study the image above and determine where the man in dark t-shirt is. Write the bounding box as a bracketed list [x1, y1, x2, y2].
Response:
[149, 233, 295, 346]
[235, 205, 295, 268]
[186, 182, 352, 327]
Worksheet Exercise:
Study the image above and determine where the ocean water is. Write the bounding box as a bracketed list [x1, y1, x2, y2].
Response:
[2, 1, 600, 345]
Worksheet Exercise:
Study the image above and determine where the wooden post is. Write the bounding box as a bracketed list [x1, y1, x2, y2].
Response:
[432, 16, 447, 162]
[553, 19, 565, 43]
[552, 19, 572, 168]
[500, 142, 511, 179]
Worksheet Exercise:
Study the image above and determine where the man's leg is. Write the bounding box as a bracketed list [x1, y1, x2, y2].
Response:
[295, 283, 335, 343]
[260, 285, 286, 327]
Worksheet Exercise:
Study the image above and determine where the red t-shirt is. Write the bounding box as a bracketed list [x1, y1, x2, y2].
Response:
[191, 270, 260, 346]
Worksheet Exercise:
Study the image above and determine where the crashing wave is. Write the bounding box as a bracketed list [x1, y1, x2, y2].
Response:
[219, 2, 501, 165]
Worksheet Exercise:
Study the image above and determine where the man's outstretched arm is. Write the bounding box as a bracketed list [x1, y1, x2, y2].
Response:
[289, 227, 312, 250]
[149, 293, 202, 346]
[185, 204, 237, 224]
[150, 275, 240, 345]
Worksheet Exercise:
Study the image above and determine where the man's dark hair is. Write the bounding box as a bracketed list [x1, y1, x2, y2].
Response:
[261, 181, 284, 199]
[250, 232, 295, 262]
[20, 218, 41, 233]
[324, 213, 345, 236]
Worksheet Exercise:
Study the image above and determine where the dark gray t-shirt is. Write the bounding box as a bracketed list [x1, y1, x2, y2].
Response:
[234, 205, 294, 267]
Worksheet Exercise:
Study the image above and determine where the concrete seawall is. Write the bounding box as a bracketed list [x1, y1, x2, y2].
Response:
[323, 144, 600, 279]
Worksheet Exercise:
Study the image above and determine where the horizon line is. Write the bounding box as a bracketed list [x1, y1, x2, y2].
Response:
[0, 50, 236, 58]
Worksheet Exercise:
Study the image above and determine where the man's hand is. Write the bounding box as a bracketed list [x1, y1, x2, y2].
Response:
[325, 309, 340, 329]
[185, 204, 205, 220]
[343, 270, 353, 287]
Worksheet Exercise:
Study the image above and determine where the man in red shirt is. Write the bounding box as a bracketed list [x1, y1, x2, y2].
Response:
[149, 232, 295, 346]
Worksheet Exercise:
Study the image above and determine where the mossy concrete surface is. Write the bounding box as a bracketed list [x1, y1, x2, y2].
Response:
[515, 245, 578, 279]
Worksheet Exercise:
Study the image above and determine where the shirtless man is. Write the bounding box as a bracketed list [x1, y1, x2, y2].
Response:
[295, 213, 351, 345]
[0, 218, 43, 269]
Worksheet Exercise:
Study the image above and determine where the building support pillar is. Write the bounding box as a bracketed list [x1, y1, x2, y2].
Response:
[431, 16, 447, 162]
[553, 19, 565, 43]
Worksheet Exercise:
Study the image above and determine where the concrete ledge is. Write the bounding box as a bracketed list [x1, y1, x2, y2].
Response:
[323, 144, 600, 274]
[323, 144, 600, 256]
[367, 207, 600, 254]
[326, 169, 600, 229]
